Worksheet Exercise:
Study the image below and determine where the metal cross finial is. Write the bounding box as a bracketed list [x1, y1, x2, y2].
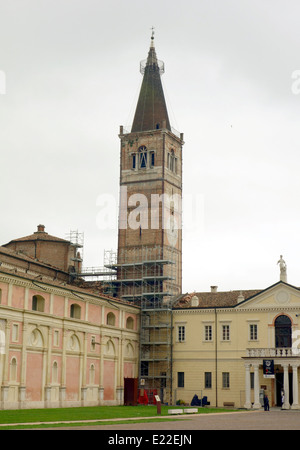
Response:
[151, 26, 155, 39]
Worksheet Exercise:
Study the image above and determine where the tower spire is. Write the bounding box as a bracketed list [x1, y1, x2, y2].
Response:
[150, 26, 155, 46]
[131, 32, 171, 133]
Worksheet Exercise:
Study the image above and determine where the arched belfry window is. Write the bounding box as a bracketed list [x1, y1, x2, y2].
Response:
[139, 146, 147, 168]
[275, 315, 292, 348]
[126, 316, 134, 330]
[70, 303, 81, 319]
[107, 312, 116, 326]
[167, 149, 177, 173]
[32, 295, 45, 312]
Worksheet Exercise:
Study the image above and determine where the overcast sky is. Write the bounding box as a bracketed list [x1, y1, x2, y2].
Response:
[1, 0, 300, 293]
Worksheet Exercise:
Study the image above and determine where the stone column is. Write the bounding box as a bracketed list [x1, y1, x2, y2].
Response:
[44, 386, 52, 408]
[244, 363, 252, 409]
[44, 327, 52, 408]
[81, 387, 87, 406]
[2, 321, 10, 384]
[99, 333, 105, 405]
[81, 332, 88, 406]
[253, 363, 261, 409]
[282, 363, 290, 409]
[98, 386, 104, 404]
[1, 321, 10, 409]
[116, 335, 124, 405]
[59, 329, 67, 407]
[19, 322, 28, 408]
[291, 363, 299, 410]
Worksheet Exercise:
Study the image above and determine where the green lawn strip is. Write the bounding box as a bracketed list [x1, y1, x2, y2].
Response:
[0, 406, 162, 424]
[0, 406, 237, 426]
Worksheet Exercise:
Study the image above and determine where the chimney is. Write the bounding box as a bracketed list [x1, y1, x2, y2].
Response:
[210, 286, 218, 293]
[191, 295, 199, 307]
[37, 224, 45, 232]
[237, 291, 245, 303]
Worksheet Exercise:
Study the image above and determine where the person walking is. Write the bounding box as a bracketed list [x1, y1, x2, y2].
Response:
[263, 394, 270, 411]
[281, 391, 285, 409]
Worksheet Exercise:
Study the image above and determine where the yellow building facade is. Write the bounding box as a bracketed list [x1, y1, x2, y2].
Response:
[172, 280, 300, 409]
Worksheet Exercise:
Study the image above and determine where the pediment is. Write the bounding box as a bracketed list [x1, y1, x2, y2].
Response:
[236, 282, 300, 310]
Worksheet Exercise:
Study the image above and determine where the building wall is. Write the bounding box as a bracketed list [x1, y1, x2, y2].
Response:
[4, 235, 77, 273]
[172, 284, 300, 408]
[0, 271, 139, 409]
[0, 247, 69, 282]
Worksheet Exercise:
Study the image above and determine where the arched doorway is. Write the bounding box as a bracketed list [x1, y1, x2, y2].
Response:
[274, 315, 293, 407]
[275, 315, 292, 348]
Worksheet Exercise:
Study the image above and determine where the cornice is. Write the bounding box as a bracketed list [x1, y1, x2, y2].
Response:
[0, 272, 139, 312]
[173, 305, 300, 314]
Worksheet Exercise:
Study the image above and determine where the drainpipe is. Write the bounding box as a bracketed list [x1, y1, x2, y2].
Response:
[215, 307, 218, 407]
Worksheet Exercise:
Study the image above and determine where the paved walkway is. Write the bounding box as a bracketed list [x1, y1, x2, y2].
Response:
[73, 409, 300, 430]
[13, 408, 300, 430]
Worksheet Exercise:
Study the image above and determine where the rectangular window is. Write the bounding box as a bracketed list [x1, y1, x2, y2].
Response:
[32, 296, 37, 311]
[151, 152, 155, 167]
[250, 324, 258, 341]
[178, 325, 185, 342]
[222, 372, 230, 389]
[12, 324, 19, 342]
[177, 372, 184, 388]
[205, 372, 212, 389]
[53, 330, 59, 346]
[222, 325, 230, 341]
[140, 152, 147, 168]
[205, 325, 212, 341]
[132, 154, 136, 169]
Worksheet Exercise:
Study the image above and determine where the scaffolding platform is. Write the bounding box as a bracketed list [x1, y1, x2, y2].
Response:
[77, 245, 178, 404]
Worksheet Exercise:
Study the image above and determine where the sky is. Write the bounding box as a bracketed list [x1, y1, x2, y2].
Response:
[0, 0, 300, 293]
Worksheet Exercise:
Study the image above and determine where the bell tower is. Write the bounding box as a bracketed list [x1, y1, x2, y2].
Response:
[117, 32, 184, 403]
[117, 32, 184, 302]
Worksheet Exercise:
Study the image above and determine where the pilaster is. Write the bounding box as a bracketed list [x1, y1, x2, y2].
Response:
[253, 363, 261, 409]
[282, 362, 290, 409]
[291, 363, 300, 409]
[244, 363, 252, 409]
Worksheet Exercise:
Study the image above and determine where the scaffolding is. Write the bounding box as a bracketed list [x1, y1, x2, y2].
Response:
[66, 230, 84, 281]
[78, 250, 118, 295]
[112, 245, 179, 404]
[66, 230, 84, 252]
[78, 244, 179, 404]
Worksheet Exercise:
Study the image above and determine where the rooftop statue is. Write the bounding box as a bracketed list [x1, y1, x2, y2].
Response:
[277, 255, 287, 282]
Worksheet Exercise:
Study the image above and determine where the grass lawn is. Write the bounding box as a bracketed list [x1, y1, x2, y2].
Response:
[0, 405, 236, 427]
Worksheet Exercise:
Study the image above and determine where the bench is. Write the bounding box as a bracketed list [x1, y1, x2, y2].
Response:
[183, 408, 198, 414]
[168, 409, 183, 415]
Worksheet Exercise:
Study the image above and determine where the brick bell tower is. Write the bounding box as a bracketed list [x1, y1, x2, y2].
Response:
[117, 31, 184, 403]
[117, 31, 184, 304]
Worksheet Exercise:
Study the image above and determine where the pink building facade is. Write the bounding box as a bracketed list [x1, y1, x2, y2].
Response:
[0, 269, 139, 409]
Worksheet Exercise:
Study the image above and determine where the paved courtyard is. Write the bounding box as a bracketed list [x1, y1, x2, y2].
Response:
[46, 408, 300, 431]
